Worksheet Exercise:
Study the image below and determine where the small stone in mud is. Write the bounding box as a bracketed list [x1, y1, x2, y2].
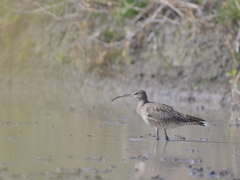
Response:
[208, 170, 217, 177]
[134, 168, 139, 172]
[197, 173, 204, 177]
[219, 169, 230, 176]
[85, 156, 107, 162]
[175, 134, 185, 140]
[159, 157, 167, 161]
[109, 165, 117, 169]
[130, 155, 148, 160]
[188, 167, 204, 176]
[139, 133, 155, 139]
[87, 134, 92, 137]
[149, 175, 164, 180]
[197, 159, 202, 163]
[198, 167, 204, 172]
[189, 167, 236, 179]
[188, 149, 200, 154]
[188, 159, 195, 164]
[188, 159, 202, 164]
[229, 123, 240, 127]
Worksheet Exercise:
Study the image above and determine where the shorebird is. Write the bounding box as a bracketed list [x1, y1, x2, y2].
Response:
[111, 90, 206, 141]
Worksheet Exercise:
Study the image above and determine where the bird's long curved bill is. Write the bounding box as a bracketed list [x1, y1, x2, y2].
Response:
[111, 94, 132, 102]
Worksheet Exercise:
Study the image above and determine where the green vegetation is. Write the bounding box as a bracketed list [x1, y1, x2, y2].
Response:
[0, 0, 12, 17]
[58, 53, 70, 64]
[121, 0, 149, 19]
[191, 0, 204, 4]
[236, 52, 240, 63]
[0, 12, 20, 27]
[217, 0, 240, 26]
[226, 68, 238, 84]
[101, 27, 125, 42]
[17, 38, 34, 61]
[226, 68, 240, 103]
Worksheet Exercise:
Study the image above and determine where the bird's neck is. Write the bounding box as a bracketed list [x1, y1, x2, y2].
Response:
[137, 99, 148, 115]
[139, 98, 148, 105]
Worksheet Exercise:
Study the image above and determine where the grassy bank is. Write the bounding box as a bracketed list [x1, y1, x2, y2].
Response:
[0, 0, 240, 102]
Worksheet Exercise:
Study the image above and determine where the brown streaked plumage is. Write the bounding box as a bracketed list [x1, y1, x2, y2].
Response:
[111, 90, 205, 141]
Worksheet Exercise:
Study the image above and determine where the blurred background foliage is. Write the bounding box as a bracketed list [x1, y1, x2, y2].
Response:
[0, 0, 240, 80]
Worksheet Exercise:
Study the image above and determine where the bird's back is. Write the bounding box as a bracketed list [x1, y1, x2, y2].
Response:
[138, 102, 205, 129]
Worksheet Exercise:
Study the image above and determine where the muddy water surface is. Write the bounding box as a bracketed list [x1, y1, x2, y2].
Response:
[0, 90, 239, 180]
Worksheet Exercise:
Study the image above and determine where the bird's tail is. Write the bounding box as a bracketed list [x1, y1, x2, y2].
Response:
[184, 114, 206, 126]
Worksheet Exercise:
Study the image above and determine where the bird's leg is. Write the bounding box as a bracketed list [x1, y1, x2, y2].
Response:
[164, 129, 169, 141]
[155, 127, 159, 140]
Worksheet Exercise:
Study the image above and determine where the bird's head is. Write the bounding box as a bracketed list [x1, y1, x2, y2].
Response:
[111, 90, 148, 102]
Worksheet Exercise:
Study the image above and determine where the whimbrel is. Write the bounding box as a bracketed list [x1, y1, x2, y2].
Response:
[111, 90, 206, 141]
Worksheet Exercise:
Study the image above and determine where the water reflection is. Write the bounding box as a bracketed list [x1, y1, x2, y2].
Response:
[0, 90, 239, 179]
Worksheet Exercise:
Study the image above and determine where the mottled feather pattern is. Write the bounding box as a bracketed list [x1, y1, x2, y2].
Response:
[143, 103, 205, 128]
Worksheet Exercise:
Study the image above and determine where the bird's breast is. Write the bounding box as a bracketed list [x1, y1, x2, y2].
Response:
[141, 115, 150, 125]
[136, 106, 149, 125]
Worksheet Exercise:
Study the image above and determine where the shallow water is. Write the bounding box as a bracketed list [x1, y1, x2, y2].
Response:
[0, 90, 239, 180]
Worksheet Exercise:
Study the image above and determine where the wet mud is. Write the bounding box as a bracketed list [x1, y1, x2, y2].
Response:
[0, 88, 240, 180]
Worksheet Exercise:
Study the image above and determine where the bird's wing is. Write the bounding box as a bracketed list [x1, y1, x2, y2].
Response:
[179, 113, 205, 122]
[144, 103, 197, 123]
